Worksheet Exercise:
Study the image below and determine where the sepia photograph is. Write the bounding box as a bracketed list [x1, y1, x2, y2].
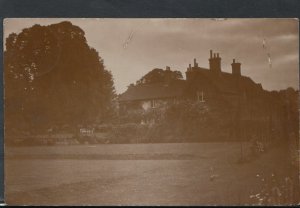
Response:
[3, 18, 300, 205]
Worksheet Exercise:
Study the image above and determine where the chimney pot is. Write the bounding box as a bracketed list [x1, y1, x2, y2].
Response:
[210, 50, 213, 58]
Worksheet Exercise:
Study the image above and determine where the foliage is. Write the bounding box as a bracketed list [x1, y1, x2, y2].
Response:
[118, 109, 145, 123]
[136, 68, 183, 85]
[4, 21, 116, 133]
[114, 100, 235, 143]
[160, 100, 234, 141]
[110, 123, 147, 143]
[249, 173, 297, 205]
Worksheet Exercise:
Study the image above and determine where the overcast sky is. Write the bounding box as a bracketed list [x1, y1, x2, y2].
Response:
[4, 18, 299, 94]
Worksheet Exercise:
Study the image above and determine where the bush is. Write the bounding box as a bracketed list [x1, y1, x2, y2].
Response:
[118, 109, 144, 123]
[94, 124, 113, 132]
[109, 123, 143, 143]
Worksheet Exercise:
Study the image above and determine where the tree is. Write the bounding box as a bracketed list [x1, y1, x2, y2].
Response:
[100, 70, 118, 121]
[136, 68, 183, 85]
[4, 21, 116, 134]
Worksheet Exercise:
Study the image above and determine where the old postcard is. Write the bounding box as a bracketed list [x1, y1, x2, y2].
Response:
[3, 18, 300, 205]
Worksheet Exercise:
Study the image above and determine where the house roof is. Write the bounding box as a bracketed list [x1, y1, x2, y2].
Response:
[119, 68, 263, 102]
[118, 80, 187, 102]
[188, 67, 262, 95]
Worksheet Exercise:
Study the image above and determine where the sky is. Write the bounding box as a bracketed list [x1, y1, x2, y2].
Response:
[3, 18, 299, 94]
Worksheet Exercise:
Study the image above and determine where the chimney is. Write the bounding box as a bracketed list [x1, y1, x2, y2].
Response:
[209, 50, 221, 74]
[194, 58, 198, 67]
[187, 63, 191, 72]
[186, 63, 192, 80]
[166, 66, 171, 71]
[231, 59, 241, 76]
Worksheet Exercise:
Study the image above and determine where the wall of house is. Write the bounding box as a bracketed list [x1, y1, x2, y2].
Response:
[142, 101, 152, 110]
[141, 99, 169, 111]
[120, 98, 174, 114]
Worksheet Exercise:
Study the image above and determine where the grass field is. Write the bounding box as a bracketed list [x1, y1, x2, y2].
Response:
[5, 142, 298, 205]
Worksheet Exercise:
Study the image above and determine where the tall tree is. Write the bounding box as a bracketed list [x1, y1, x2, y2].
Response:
[4, 21, 116, 134]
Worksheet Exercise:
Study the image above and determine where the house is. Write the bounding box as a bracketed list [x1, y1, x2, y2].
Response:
[184, 50, 264, 108]
[118, 50, 289, 141]
[119, 50, 265, 113]
[118, 67, 187, 113]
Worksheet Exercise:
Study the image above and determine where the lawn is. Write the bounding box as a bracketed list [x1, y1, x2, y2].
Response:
[5, 142, 298, 205]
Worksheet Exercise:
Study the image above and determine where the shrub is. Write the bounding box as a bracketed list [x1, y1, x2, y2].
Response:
[109, 123, 142, 143]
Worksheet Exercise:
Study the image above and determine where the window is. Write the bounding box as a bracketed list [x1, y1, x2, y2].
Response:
[196, 90, 205, 102]
[151, 100, 157, 108]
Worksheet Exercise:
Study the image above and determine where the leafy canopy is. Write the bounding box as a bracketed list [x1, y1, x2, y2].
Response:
[4, 21, 116, 133]
[136, 68, 183, 85]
